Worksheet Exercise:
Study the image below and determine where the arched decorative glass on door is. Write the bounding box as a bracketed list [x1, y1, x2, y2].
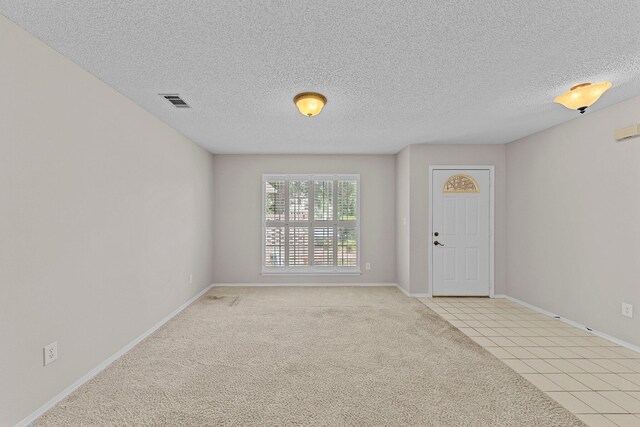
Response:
[442, 174, 480, 193]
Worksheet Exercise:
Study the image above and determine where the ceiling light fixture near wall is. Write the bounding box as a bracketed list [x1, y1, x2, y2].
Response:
[294, 92, 327, 117]
[554, 81, 612, 114]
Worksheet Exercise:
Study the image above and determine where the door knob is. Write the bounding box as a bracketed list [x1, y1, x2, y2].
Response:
[433, 232, 439, 236]
[434, 241, 444, 246]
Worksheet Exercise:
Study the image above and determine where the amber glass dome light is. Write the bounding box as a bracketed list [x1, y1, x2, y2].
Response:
[554, 82, 612, 114]
[294, 92, 327, 117]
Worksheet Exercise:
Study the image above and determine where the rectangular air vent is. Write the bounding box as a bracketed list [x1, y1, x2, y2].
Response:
[160, 94, 190, 108]
[614, 124, 640, 141]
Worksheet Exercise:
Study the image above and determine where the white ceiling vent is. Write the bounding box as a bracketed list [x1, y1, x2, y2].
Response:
[160, 94, 190, 108]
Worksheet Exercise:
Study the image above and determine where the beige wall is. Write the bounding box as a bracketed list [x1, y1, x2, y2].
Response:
[395, 144, 507, 295]
[0, 16, 216, 426]
[506, 95, 640, 346]
[211, 155, 396, 284]
[395, 146, 411, 292]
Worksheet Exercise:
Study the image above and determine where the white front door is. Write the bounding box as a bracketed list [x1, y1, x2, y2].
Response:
[432, 169, 491, 296]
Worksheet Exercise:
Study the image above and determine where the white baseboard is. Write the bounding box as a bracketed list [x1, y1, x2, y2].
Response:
[214, 283, 430, 297]
[396, 286, 503, 299]
[395, 284, 410, 296]
[394, 284, 430, 297]
[504, 295, 640, 354]
[16, 283, 216, 427]
[212, 282, 397, 287]
[216, 282, 427, 297]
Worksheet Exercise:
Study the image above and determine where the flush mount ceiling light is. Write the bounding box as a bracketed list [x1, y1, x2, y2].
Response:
[294, 92, 327, 117]
[554, 81, 612, 114]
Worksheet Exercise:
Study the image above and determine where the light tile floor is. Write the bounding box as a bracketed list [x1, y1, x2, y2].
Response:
[418, 297, 640, 427]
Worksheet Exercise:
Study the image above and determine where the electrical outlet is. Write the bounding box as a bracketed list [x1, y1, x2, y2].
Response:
[365, 262, 371, 271]
[43, 341, 58, 366]
[189, 274, 193, 284]
[622, 303, 633, 318]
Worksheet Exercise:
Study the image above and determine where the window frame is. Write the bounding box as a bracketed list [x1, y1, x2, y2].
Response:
[262, 174, 361, 275]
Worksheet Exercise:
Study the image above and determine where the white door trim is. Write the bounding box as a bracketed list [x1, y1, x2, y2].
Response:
[428, 165, 495, 298]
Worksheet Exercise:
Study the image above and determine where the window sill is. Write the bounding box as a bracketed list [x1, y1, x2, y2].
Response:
[261, 270, 362, 276]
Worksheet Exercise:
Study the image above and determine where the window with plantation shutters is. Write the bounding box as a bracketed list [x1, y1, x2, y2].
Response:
[263, 174, 360, 274]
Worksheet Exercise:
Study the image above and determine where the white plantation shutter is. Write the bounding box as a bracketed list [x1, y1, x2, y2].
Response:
[289, 181, 309, 221]
[337, 180, 358, 221]
[337, 227, 357, 266]
[263, 174, 360, 274]
[288, 226, 309, 266]
[265, 180, 285, 221]
[314, 180, 333, 221]
[264, 226, 285, 266]
[313, 227, 334, 265]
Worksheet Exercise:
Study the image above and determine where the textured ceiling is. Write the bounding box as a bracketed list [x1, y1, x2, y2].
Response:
[2, 1, 640, 154]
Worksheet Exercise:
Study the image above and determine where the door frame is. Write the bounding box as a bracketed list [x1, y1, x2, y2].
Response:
[428, 165, 495, 298]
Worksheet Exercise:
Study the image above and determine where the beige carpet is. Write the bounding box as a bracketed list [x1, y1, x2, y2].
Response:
[37, 287, 584, 426]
